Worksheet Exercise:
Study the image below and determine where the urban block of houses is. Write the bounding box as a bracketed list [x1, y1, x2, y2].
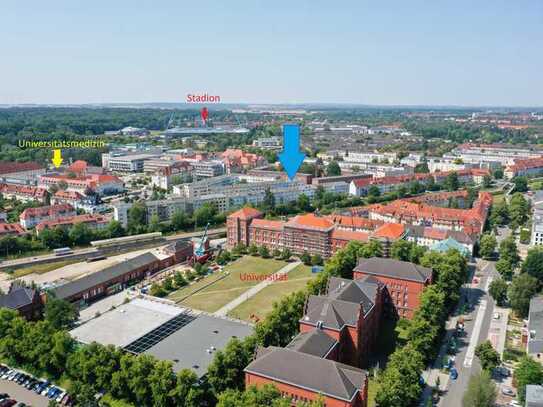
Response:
[0, 184, 48, 203]
[221, 149, 267, 173]
[39, 173, 124, 196]
[505, 157, 543, 179]
[19, 203, 76, 229]
[35, 214, 110, 234]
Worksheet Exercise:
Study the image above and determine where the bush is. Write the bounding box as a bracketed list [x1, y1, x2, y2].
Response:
[300, 251, 311, 266]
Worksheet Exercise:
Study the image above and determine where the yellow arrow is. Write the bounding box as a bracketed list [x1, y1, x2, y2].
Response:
[52, 149, 63, 168]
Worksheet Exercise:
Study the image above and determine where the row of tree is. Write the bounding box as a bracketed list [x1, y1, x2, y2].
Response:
[376, 249, 469, 407]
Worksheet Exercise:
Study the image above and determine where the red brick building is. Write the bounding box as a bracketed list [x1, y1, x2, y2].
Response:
[353, 257, 432, 319]
[0, 282, 43, 320]
[244, 275, 382, 406]
[299, 276, 384, 367]
[227, 208, 369, 258]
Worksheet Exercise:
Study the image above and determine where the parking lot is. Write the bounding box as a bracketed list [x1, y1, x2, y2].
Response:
[0, 379, 49, 407]
[0, 364, 71, 407]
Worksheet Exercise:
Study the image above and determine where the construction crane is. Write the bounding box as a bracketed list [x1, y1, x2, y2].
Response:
[192, 222, 211, 263]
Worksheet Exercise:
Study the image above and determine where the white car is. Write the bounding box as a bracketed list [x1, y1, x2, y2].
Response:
[493, 312, 501, 320]
[509, 400, 521, 407]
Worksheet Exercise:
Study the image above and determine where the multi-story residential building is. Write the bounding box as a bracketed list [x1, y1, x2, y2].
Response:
[191, 160, 225, 178]
[102, 152, 161, 172]
[353, 257, 432, 319]
[0, 223, 27, 238]
[221, 149, 267, 173]
[39, 173, 124, 196]
[113, 197, 192, 227]
[50, 190, 105, 214]
[406, 225, 474, 255]
[505, 157, 543, 179]
[0, 161, 45, 186]
[35, 214, 109, 235]
[252, 137, 282, 149]
[445, 143, 543, 167]
[0, 184, 48, 203]
[531, 193, 543, 246]
[150, 161, 193, 190]
[362, 191, 492, 236]
[19, 204, 76, 229]
[525, 296, 543, 363]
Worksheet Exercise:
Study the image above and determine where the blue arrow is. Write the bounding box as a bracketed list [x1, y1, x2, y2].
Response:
[278, 124, 306, 181]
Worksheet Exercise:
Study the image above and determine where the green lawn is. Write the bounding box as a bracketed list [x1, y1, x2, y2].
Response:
[9, 259, 80, 278]
[367, 376, 379, 407]
[175, 256, 288, 313]
[227, 264, 312, 321]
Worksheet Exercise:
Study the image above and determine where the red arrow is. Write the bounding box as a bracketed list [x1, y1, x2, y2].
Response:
[201, 107, 209, 123]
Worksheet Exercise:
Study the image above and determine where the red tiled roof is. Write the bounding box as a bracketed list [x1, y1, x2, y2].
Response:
[229, 207, 263, 220]
[326, 214, 383, 231]
[20, 204, 74, 220]
[0, 184, 47, 198]
[250, 218, 285, 230]
[0, 223, 26, 236]
[0, 161, 42, 175]
[54, 190, 85, 200]
[68, 160, 88, 173]
[36, 214, 109, 232]
[287, 213, 335, 230]
[373, 223, 406, 240]
[331, 229, 369, 242]
[506, 157, 543, 172]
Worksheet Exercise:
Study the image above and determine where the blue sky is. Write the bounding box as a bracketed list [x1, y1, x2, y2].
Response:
[1, 1, 542, 106]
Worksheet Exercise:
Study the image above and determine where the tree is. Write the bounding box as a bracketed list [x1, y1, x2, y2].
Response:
[522, 247, 543, 281]
[482, 174, 492, 188]
[262, 187, 275, 211]
[280, 248, 292, 261]
[493, 168, 504, 179]
[44, 297, 79, 330]
[297, 193, 312, 212]
[489, 200, 509, 227]
[515, 356, 543, 403]
[414, 163, 429, 173]
[499, 237, 520, 268]
[462, 371, 497, 407]
[374, 345, 425, 407]
[272, 248, 281, 259]
[512, 176, 528, 193]
[194, 203, 218, 227]
[127, 202, 147, 233]
[173, 272, 187, 288]
[69, 222, 94, 246]
[495, 258, 514, 281]
[311, 254, 323, 266]
[300, 251, 311, 265]
[326, 161, 341, 176]
[390, 240, 412, 262]
[147, 214, 161, 232]
[479, 234, 497, 259]
[444, 172, 460, 191]
[162, 277, 174, 292]
[508, 273, 540, 317]
[171, 210, 189, 231]
[171, 369, 206, 407]
[368, 185, 381, 197]
[248, 244, 258, 256]
[509, 193, 530, 228]
[475, 341, 500, 371]
[489, 278, 508, 306]
[106, 220, 125, 238]
[208, 337, 255, 393]
[258, 245, 270, 258]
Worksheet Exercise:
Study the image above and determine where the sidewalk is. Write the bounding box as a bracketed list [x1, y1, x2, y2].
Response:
[213, 261, 301, 317]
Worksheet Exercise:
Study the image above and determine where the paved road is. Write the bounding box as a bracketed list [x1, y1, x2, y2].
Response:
[213, 261, 302, 317]
[439, 260, 497, 407]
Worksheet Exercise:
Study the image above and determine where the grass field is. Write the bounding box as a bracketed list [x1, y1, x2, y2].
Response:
[174, 256, 288, 313]
[227, 264, 312, 321]
[10, 259, 80, 278]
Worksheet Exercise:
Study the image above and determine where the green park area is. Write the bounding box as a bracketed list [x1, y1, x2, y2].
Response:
[171, 256, 288, 313]
[227, 264, 312, 322]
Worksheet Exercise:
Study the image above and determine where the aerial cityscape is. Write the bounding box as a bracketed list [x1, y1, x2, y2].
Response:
[1, 2, 543, 407]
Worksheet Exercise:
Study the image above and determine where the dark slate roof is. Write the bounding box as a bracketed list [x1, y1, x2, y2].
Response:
[301, 295, 361, 330]
[51, 252, 159, 300]
[245, 347, 366, 402]
[354, 257, 432, 283]
[0, 285, 36, 310]
[528, 296, 543, 355]
[286, 329, 338, 358]
[327, 275, 379, 316]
